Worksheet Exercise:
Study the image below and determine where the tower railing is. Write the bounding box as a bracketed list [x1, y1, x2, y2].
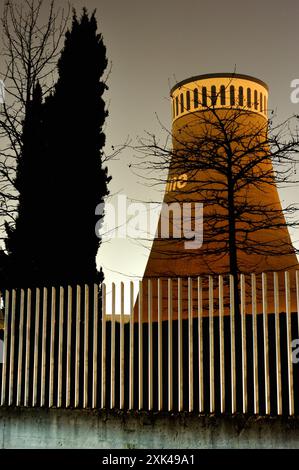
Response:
[0, 271, 299, 415]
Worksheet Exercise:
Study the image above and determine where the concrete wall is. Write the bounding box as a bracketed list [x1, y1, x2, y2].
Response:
[1, 408, 299, 448]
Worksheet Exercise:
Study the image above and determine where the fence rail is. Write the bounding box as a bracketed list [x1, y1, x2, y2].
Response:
[1, 272, 299, 415]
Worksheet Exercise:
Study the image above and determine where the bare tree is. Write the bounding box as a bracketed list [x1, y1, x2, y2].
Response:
[133, 85, 299, 314]
[0, 0, 70, 240]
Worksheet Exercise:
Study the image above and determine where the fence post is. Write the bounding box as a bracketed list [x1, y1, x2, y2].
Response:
[92, 283, 99, 409]
[178, 278, 183, 412]
[168, 278, 173, 412]
[158, 278, 163, 411]
[251, 274, 259, 415]
[8, 289, 16, 406]
[219, 275, 225, 414]
[240, 274, 247, 414]
[120, 282, 125, 410]
[188, 277, 193, 412]
[40, 287, 48, 407]
[110, 282, 116, 409]
[32, 288, 40, 407]
[285, 271, 294, 416]
[24, 288, 32, 407]
[49, 287, 56, 408]
[57, 286, 64, 408]
[262, 273, 270, 415]
[148, 279, 153, 411]
[230, 275, 236, 414]
[83, 284, 89, 409]
[1, 290, 10, 406]
[138, 280, 143, 410]
[66, 286, 72, 408]
[101, 283, 106, 409]
[17, 289, 25, 406]
[197, 277, 204, 413]
[274, 272, 282, 415]
[129, 281, 134, 410]
[209, 276, 215, 413]
[74, 285, 81, 408]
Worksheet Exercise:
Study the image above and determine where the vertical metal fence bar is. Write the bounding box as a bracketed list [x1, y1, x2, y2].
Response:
[1, 290, 9, 406]
[110, 282, 116, 409]
[274, 272, 282, 415]
[32, 288, 40, 407]
[138, 280, 143, 410]
[129, 282, 134, 410]
[24, 288, 32, 407]
[178, 278, 183, 411]
[92, 283, 99, 409]
[17, 289, 25, 406]
[296, 271, 299, 343]
[49, 287, 56, 407]
[219, 275, 225, 414]
[148, 279, 153, 411]
[158, 278, 163, 411]
[230, 275, 236, 414]
[209, 276, 215, 413]
[285, 271, 294, 416]
[101, 283, 106, 409]
[74, 285, 81, 408]
[57, 287, 64, 408]
[66, 286, 72, 408]
[262, 273, 270, 415]
[83, 285, 89, 409]
[188, 277, 193, 412]
[8, 289, 16, 406]
[40, 287, 48, 407]
[198, 277, 204, 413]
[120, 282, 125, 410]
[168, 278, 173, 412]
[251, 274, 259, 415]
[240, 274, 247, 414]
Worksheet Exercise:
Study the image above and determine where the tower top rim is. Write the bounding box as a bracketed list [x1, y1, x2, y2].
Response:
[170, 73, 269, 95]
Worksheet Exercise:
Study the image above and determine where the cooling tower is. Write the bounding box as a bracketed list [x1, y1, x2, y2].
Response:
[135, 73, 298, 321]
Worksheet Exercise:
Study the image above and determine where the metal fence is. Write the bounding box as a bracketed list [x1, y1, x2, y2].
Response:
[0, 272, 299, 415]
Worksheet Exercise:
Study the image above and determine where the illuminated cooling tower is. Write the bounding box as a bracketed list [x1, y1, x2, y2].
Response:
[135, 73, 298, 321]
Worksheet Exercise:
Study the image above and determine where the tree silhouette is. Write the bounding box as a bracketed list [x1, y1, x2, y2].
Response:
[0, 0, 70, 241]
[3, 83, 45, 285]
[3, 8, 111, 287]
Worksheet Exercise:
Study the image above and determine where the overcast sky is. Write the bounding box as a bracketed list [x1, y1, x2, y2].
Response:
[2, 0, 299, 307]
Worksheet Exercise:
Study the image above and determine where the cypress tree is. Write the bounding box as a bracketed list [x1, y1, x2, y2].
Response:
[4, 9, 110, 287]
[4, 83, 45, 286]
